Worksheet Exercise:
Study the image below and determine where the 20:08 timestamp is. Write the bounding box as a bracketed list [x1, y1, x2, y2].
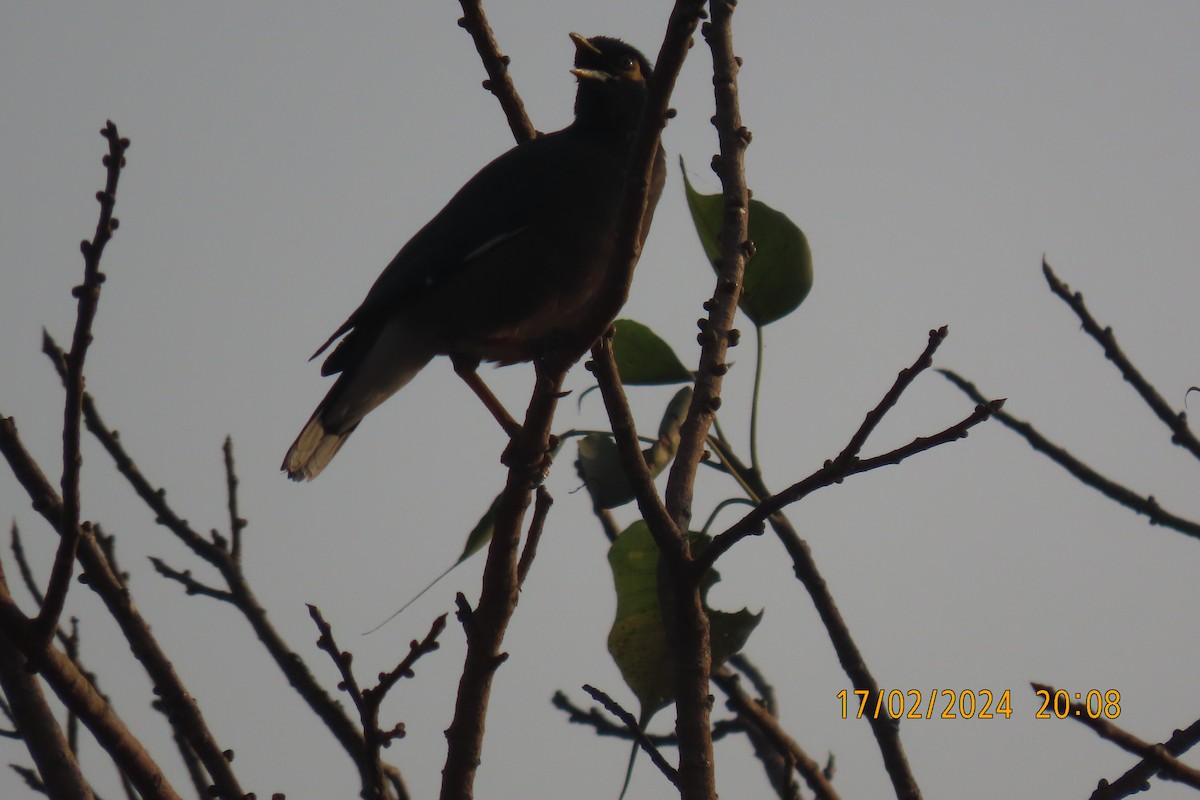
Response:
[836, 688, 1122, 720]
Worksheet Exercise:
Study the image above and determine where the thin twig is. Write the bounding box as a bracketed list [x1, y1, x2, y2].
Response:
[696, 329, 975, 800]
[40, 333, 384, 789]
[703, 332, 998, 573]
[149, 558, 235, 603]
[551, 690, 743, 746]
[0, 567, 176, 800]
[0, 563, 94, 800]
[35, 122, 129, 648]
[1029, 685, 1200, 794]
[310, 606, 445, 800]
[588, 335, 685, 556]
[727, 653, 777, 716]
[1091, 715, 1200, 800]
[153, 698, 209, 800]
[1042, 260, 1200, 462]
[940, 369, 1200, 539]
[455, 0, 535, 143]
[0, 417, 243, 799]
[552, 691, 678, 745]
[222, 437, 245, 563]
[517, 486, 552, 586]
[664, 2, 750, 536]
[581, 684, 679, 788]
[713, 668, 836, 800]
[440, 363, 566, 800]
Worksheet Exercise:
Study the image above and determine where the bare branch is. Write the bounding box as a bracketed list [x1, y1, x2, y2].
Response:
[35, 122, 129, 648]
[713, 667, 835, 800]
[41, 335, 379, 784]
[516, 486, 552, 586]
[0, 417, 244, 799]
[440, 362, 566, 800]
[588, 334, 685, 555]
[0, 567, 175, 799]
[940, 369, 1200, 540]
[455, 0, 536, 143]
[665, 3, 749, 536]
[1090, 715, 1200, 800]
[149, 558, 234, 603]
[0, 563, 93, 800]
[691, 330, 969, 800]
[581, 684, 679, 788]
[1042, 260, 1200, 461]
[1029, 685, 1200, 795]
[221, 437, 246, 563]
[310, 606, 444, 800]
[703, 333, 998, 572]
[152, 698, 209, 800]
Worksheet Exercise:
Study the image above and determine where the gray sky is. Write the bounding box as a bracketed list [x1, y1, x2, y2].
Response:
[3, 3, 1199, 798]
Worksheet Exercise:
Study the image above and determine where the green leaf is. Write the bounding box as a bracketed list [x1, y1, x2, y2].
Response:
[606, 521, 762, 714]
[574, 388, 692, 510]
[575, 433, 633, 510]
[611, 319, 692, 385]
[681, 156, 814, 326]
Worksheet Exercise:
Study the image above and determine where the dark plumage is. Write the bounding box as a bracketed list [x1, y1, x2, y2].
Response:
[283, 34, 667, 480]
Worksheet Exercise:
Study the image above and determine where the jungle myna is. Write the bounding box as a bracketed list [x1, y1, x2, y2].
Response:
[283, 34, 666, 480]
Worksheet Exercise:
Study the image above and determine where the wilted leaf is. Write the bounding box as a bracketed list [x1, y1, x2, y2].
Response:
[606, 522, 762, 713]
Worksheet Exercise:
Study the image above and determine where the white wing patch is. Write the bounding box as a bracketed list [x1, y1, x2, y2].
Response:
[464, 226, 529, 263]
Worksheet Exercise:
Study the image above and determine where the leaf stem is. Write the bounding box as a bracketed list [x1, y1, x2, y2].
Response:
[749, 323, 764, 474]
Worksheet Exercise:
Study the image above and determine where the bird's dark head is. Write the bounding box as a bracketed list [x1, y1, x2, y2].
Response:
[569, 33, 653, 134]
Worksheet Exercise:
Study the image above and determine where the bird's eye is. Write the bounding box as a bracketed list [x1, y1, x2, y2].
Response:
[618, 55, 636, 72]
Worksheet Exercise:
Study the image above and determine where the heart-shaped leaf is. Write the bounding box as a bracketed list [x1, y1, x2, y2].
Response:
[611, 319, 693, 385]
[681, 156, 813, 326]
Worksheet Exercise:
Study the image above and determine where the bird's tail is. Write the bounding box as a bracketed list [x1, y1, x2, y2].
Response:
[283, 322, 434, 481]
[282, 412, 356, 481]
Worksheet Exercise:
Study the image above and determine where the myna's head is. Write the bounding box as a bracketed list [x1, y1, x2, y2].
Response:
[569, 34, 653, 133]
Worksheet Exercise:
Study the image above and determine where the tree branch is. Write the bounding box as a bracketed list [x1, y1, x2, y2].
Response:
[440, 363, 565, 800]
[0, 569, 177, 800]
[664, 3, 748, 535]
[455, 0, 536, 143]
[40, 335, 390, 793]
[1089, 714, 1200, 800]
[35, 122, 129, 649]
[1029, 685, 1200, 795]
[311, 605, 445, 800]
[702, 330, 997, 572]
[1042, 260, 1200, 462]
[0, 417, 245, 799]
[940, 369, 1200, 540]
[694, 328, 980, 800]
[440, 6, 704, 795]
[0, 563, 93, 800]
[581, 684, 679, 788]
[712, 667, 836, 800]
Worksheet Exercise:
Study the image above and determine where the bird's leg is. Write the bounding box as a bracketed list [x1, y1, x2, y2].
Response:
[451, 355, 523, 438]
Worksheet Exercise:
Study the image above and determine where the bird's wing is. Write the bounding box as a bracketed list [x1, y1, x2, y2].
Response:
[310, 133, 571, 373]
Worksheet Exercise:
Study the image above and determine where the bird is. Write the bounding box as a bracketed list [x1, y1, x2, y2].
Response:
[282, 33, 667, 481]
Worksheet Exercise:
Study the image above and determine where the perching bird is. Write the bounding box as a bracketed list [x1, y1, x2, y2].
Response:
[283, 34, 666, 480]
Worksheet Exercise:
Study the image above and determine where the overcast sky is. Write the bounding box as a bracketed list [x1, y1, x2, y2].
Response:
[3, 3, 1199, 799]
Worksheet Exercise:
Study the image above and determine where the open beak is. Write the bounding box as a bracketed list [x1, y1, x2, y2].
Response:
[569, 32, 602, 57]
[569, 32, 611, 81]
